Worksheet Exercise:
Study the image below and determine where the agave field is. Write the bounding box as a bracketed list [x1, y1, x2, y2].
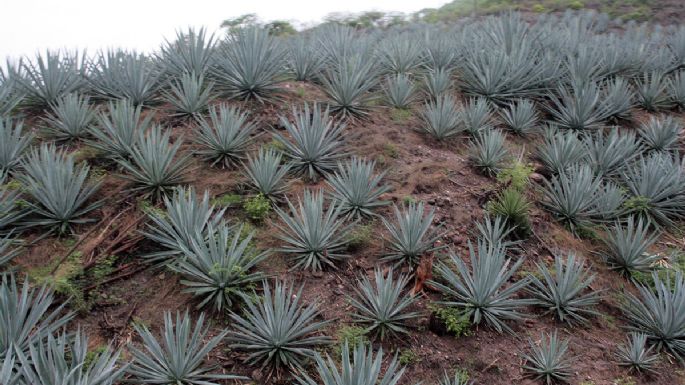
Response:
[2, 9, 685, 385]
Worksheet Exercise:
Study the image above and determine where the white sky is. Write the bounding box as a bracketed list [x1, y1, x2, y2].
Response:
[0, 0, 450, 60]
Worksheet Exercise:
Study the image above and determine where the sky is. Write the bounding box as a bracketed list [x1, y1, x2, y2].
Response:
[0, 0, 450, 60]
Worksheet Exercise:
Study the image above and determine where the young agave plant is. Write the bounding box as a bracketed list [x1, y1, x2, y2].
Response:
[430, 239, 531, 334]
[244, 147, 291, 200]
[622, 271, 685, 361]
[547, 81, 610, 131]
[522, 331, 573, 385]
[90, 98, 154, 160]
[214, 27, 286, 102]
[423, 68, 453, 100]
[469, 129, 508, 177]
[0, 118, 33, 177]
[527, 253, 601, 325]
[602, 77, 634, 121]
[18, 331, 124, 385]
[615, 333, 660, 374]
[227, 280, 331, 371]
[0, 274, 73, 359]
[584, 128, 640, 176]
[621, 154, 685, 228]
[274, 189, 352, 271]
[499, 99, 539, 136]
[42, 93, 95, 141]
[488, 187, 531, 237]
[462, 97, 494, 135]
[475, 214, 518, 250]
[327, 157, 391, 219]
[635, 71, 672, 112]
[669, 70, 685, 108]
[17, 50, 85, 108]
[419, 94, 462, 140]
[116, 125, 192, 200]
[541, 164, 602, 233]
[383, 73, 416, 109]
[163, 72, 215, 117]
[349, 268, 420, 340]
[195, 104, 256, 168]
[273, 103, 347, 181]
[19, 144, 102, 235]
[287, 35, 324, 82]
[321, 56, 378, 119]
[382, 201, 442, 267]
[128, 311, 242, 385]
[602, 216, 660, 277]
[89, 50, 163, 106]
[638, 115, 681, 153]
[159, 27, 217, 79]
[298, 342, 406, 385]
[171, 223, 267, 312]
[537, 129, 588, 175]
[439, 370, 474, 385]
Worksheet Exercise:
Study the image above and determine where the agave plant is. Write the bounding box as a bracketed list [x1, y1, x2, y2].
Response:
[0, 180, 27, 234]
[615, 333, 660, 374]
[475, 214, 518, 250]
[546, 81, 610, 131]
[0, 118, 33, 177]
[537, 129, 587, 175]
[0, 351, 19, 385]
[141, 187, 226, 262]
[522, 331, 573, 385]
[419, 94, 462, 140]
[439, 370, 473, 385]
[171, 223, 267, 311]
[622, 271, 685, 361]
[383, 73, 416, 109]
[273, 103, 347, 181]
[42, 93, 95, 141]
[377, 35, 424, 75]
[470, 129, 508, 176]
[527, 253, 600, 325]
[602, 216, 660, 277]
[602, 77, 634, 121]
[163, 72, 215, 117]
[298, 342, 406, 385]
[499, 99, 539, 136]
[0, 274, 73, 360]
[195, 104, 256, 167]
[0, 74, 24, 116]
[214, 27, 286, 102]
[461, 97, 494, 135]
[17, 50, 86, 108]
[349, 268, 420, 340]
[274, 190, 352, 271]
[637, 115, 681, 153]
[116, 125, 192, 200]
[89, 99, 153, 160]
[327, 157, 390, 219]
[423, 68, 453, 101]
[621, 154, 685, 227]
[88, 50, 163, 106]
[583, 128, 640, 176]
[541, 164, 603, 233]
[430, 239, 531, 333]
[382, 201, 442, 267]
[287, 35, 324, 82]
[635, 71, 672, 112]
[0, 235, 20, 268]
[669, 70, 685, 108]
[321, 56, 378, 119]
[18, 330, 124, 385]
[159, 27, 217, 79]
[591, 181, 626, 221]
[244, 147, 290, 199]
[128, 311, 241, 385]
[19, 144, 102, 235]
[227, 280, 331, 371]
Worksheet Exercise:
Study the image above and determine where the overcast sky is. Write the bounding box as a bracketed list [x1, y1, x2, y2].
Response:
[0, 0, 449, 60]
